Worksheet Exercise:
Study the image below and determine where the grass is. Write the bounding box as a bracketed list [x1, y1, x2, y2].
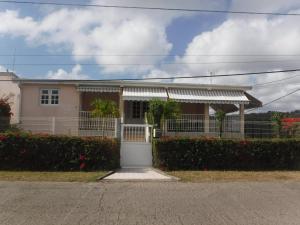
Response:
[167, 171, 300, 182]
[0, 171, 109, 182]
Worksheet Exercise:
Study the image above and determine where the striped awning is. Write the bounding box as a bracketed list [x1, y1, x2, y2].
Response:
[77, 86, 120, 92]
[123, 87, 168, 101]
[168, 88, 250, 104]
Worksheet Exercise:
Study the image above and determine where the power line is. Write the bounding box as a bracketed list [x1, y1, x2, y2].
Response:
[1, 68, 300, 82]
[2, 53, 300, 57]
[1, 0, 300, 16]
[247, 88, 300, 112]
[3, 59, 300, 66]
[0, 68, 299, 82]
[253, 74, 300, 87]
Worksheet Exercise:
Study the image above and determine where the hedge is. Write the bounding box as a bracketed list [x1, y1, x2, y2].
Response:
[0, 133, 120, 171]
[153, 137, 300, 170]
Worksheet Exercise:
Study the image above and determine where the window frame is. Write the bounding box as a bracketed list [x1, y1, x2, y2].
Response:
[39, 88, 60, 106]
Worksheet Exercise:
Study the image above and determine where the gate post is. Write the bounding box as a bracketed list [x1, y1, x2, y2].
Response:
[114, 118, 118, 138]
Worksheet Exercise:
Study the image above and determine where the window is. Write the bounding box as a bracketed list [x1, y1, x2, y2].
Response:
[132, 101, 140, 118]
[132, 101, 148, 119]
[40, 89, 59, 105]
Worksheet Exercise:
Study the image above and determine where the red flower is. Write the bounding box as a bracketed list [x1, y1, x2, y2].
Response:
[80, 163, 86, 169]
[240, 140, 249, 146]
[0, 136, 6, 142]
[79, 154, 86, 161]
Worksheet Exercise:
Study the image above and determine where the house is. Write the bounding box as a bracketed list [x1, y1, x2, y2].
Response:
[2, 74, 262, 167]
[0, 72, 20, 124]
[9, 76, 261, 138]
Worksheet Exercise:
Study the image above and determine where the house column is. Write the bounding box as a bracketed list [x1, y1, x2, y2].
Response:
[204, 103, 210, 134]
[119, 88, 124, 123]
[239, 104, 245, 137]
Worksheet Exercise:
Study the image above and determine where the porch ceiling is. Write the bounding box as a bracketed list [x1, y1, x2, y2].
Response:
[122, 87, 168, 101]
[168, 88, 250, 104]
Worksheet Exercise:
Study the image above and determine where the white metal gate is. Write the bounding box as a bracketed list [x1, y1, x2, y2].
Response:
[120, 124, 153, 168]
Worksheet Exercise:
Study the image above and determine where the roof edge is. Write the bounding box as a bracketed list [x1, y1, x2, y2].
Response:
[17, 79, 252, 91]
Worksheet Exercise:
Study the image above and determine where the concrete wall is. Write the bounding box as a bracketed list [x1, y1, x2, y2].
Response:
[20, 84, 80, 135]
[0, 72, 20, 124]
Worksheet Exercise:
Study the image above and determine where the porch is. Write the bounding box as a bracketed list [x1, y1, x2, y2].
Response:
[77, 85, 252, 139]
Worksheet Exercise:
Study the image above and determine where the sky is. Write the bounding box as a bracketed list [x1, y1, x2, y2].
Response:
[0, 0, 300, 112]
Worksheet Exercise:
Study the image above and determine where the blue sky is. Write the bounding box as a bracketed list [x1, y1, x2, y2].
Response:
[0, 0, 300, 111]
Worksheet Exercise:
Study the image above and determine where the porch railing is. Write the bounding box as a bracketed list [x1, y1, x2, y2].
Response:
[165, 114, 241, 137]
[79, 111, 118, 137]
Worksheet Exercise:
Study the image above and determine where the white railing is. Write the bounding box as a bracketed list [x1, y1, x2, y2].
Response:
[121, 124, 152, 143]
[79, 111, 118, 137]
[165, 114, 241, 137]
[166, 114, 205, 132]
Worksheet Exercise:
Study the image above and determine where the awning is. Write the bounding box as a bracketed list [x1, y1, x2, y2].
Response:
[123, 87, 168, 101]
[168, 88, 250, 104]
[77, 86, 120, 92]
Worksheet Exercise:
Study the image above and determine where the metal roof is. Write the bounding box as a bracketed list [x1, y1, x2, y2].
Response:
[168, 88, 250, 104]
[17, 79, 252, 91]
[123, 87, 168, 101]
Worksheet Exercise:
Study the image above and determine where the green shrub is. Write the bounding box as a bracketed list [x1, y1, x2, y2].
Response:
[0, 133, 120, 171]
[153, 137, 300, 170]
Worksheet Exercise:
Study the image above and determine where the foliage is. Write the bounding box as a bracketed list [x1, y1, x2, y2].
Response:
[215, 110, 226, 138]
[271, 112, 284, 138]
[0, 133, 120, 171]
[282, 118, 300, 138]
[153, 137, 300, 170]
[0, 96, 13, 132]
[147, 99, 181, 129]
[91, 99, 119, 118]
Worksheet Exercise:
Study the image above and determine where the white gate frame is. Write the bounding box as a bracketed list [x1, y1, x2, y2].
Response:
[121, 124, 153, 143]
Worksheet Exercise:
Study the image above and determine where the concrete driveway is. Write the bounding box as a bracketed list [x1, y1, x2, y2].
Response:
[1, 181, 300, 225]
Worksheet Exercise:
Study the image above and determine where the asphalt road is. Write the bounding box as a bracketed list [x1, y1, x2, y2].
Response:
[1, 181, 300, 225]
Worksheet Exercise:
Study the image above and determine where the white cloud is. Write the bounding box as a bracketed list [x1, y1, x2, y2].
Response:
[47, 64, 89, 79]
[0, 0, 225, 74]
[0, 65, 7, 72]
[146, 3, 300, 112]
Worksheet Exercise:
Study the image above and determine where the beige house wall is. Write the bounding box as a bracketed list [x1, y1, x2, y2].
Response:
[0, 72, 20, 124]
[20, 84, 80, 135]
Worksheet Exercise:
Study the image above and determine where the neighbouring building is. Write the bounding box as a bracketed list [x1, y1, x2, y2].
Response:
[0, 72, 20, 124]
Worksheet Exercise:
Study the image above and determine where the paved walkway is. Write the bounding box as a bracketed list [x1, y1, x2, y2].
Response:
[104, 168, 174, 181]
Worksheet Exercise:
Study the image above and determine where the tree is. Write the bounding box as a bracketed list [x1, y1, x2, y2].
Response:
[0, 96, 13, 132]
[91, 99, 119, 136]
[147, 99, 181, 130]
[215, 110, 226, 138]
[91, 99, 119, 118]
[271, 112, 284, 138]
